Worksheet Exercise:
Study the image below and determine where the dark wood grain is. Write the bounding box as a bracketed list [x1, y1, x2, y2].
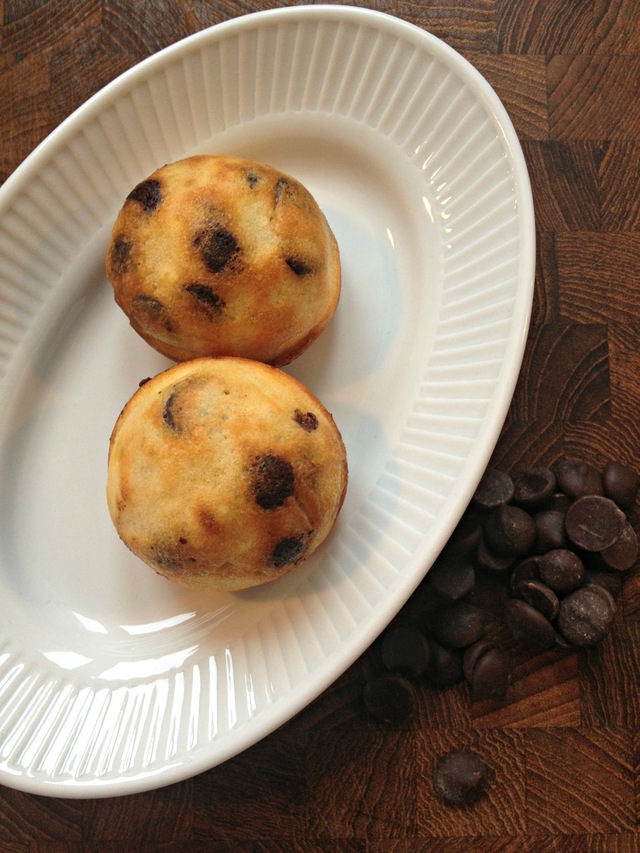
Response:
[2, 0, 640, 847]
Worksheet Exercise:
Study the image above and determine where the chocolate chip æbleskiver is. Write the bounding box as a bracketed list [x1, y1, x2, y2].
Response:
[106, 357, 348, 591]
[105, 155, 341, 366]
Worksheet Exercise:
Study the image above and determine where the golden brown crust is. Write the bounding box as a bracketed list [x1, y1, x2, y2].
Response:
[106, 357, 348, 591]
[105, 155, 341, 366]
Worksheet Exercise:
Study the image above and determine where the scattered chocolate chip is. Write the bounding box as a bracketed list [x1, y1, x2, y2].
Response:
[110, 236, 132, 274]
[472, 468, 514, 511]
[426, 640, 464, 687]
[513, 579, 560, 621]
[250, 454, 295, 510]
[363, 673, 415, 723]
[138, 376, 152, 387]
[565, 495, 626, 552]
[430, 603, 489, 649]
[294, 409, 319, 431]
[554, 459, 604, 498]
[427, 558, 475, 603]
[483, 504, 536, 558]
[512, 467, 556, 509]
[381, 626, 431, 678]
[469, 647, 510, 700]
[195, 227, 240, 273]
[433, 750, 489, 805]
[245, 172, 260, 188]
[557, 585, 616, 647]
[274, 177, 291, 205]
[538, 549, 585, 594]
[286, 256, 313, 276]
[127, 178, 162, 211]
[162, 390, 180, 431]
[185, 282, 225, 315]
[271, 534, 308, 568]
[505, 599, 556, 651]
[603, 461, 640, 510]
[534, 509, 568, 553]
[600, 520, 639, 572]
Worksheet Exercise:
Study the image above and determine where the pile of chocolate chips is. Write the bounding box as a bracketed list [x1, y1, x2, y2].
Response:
[363, 459, 640, 725]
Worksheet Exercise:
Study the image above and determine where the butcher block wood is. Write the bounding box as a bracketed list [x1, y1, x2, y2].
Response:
[2, 0, 640, 849]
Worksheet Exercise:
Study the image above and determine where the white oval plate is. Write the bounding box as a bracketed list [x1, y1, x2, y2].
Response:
[0, 6, 534, 797]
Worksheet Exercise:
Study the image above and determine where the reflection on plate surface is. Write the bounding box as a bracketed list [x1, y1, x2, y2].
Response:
[0, 6, 534, 796]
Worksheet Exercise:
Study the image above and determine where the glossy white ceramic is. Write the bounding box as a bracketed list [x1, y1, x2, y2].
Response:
[0, 6, 534, 797]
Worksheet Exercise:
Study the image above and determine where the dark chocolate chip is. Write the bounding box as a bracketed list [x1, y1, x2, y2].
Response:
[534, 509, 568, 553]
[603, 461, 640, 510]
[600, 521, 639, 572]
[513, 579, 560, 621]
[469, 647, 510, 700]
[557, 584, 616, 647]
[162, 390, 180, 431]
[445, 512, 483, 558]
[132, 293, 172, 330]
[546, 492, 573, 513]
[195, 227, 240, 273]
[462, 638, 496, 684]
[472, 468, 514, 510]
[286, 257, 313, 276]
[127, 178, 162, 211]
[584, 566, 624, 599]
[430, 603, 489, 649]
[294, 409, 319, 432]
[251, 454, 295, 510]
[275, 177, 291, 205]
[475, 537, 515, 572]
[271, 534, 309, 568]
[425, 640, 464, 687]
[466, 570, 509, 620]
[245, 172, 260, 188]
[363, 673, 415, 723]
[510, 557, 541, 591]
[505, 599, 556, 651]
[110, 236, 132, 274]
[565, 495, 626, 552]
[553, 459, 604, 498]
[512, 467, 556, 509]
[185, 282, 225, 315]
[381, 626, 431, 678]
[427, 557, 475, 603]
[433, 750, 489, 805]
[538, 548, 585, 594]
[483, 504, 536, 558]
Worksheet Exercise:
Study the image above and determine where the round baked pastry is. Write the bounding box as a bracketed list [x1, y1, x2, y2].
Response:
[105, 155, 341, 366]
[106, 357, 348, 591]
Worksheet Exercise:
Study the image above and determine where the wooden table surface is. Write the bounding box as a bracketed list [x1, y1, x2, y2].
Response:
[2, 0, 640, 849]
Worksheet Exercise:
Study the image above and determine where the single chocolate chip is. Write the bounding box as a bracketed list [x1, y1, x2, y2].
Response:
[462, 638, 496, 684]
[600, 520, 638, 572]
[505, 599, 556, 651]
[546, 492, 573, 513]
[475, 537, 515, 572]
[425, 640, 464, 687]
[271, 534, 308, 568]
[483, 504, 536, 558]
[363, 673, 415, 723]
[196, 227, 240, 273]
[427, 558, 475, 603]
[274, 177, 291, 205]
[512, 467, 556, 510]
[294, 409, 319, 432]
[110, 236, 132, 273]
[513, 579, 560, 621]
[127, 178, 162, 211]
[245, 171, 260, 188]
[470, 647, 510, 700]
[430, 603, 490, 649]
[510, 557, 541, 591]
[185, 282, 225, 315]
[433, 750, 489, 805]
[381, 626, 431, 678]
[534, 509, 568, 553]
[445, 512, 483, 558]
[250, 454, 295, 509]
[603, 461, 640, 510]
[565, 495, 626, 552]
[132, 293, 173, 330]
[557, 585, 616, 647]
[554, 459, 604, 498]
[286, 257, 313, 276]
[472, 468, 514, 510]
[538, 549, 585, 594]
